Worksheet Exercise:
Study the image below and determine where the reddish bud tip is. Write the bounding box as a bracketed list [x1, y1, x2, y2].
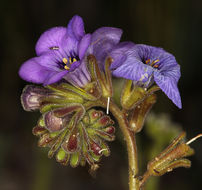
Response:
[62, 134, 79, 153]
[99, 116, 110, 125]
[91, 142, 102, 156]
[105, 126, 115, 134]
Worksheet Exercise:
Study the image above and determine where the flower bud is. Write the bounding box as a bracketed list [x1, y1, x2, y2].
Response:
[21, 85, 50, 111]
[147, 132, 194, 177]
[129, 94, 156, 133]
[32, 106, 115, 168]
[121, 80, 159, 110]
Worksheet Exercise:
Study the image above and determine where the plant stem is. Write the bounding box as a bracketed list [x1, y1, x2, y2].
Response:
[84, 97, 140, 190]
[139, 170, 151, 188]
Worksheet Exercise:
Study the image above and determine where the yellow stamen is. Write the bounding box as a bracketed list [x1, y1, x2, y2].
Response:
[63, 58, 68, 64]
[151, 59, 159, 66]
[64, 65, 70, 70]
[73, 58, 77, 63]
[69, 57, 72, 64]
[153, 59, 159, 64]
[145, 59, 150, 64]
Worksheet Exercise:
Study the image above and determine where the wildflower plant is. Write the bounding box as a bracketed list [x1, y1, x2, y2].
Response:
[19, 15, 201, 190]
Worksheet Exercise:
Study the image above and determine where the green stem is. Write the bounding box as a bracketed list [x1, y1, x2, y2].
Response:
[84, 98, 140, 190]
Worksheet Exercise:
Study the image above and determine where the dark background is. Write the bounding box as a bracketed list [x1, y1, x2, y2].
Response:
[0, 0, 202, 189]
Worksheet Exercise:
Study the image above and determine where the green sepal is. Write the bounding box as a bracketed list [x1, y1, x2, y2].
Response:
[56, 148, 67, 161]
[49, 131, 60, 138]
[59, 82, 100, 101]
[147, 132, 195, 177]
[46, 84, 84, 102]
[129, 94, 157, 133]
[38, 117, 45, 127]
[90, 152, 101, 162]
[100, 141, 110, 157]
[48, 128, 69, 158]
[70, 152, 80, 168]
[80, 156, 86, 166]
[87, 55, 113, 98]
[121, 80, 160, 110]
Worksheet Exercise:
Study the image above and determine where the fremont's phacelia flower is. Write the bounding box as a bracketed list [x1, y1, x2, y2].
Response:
[110, 44, 182, 108]
[19, 15, 91, 87]
[19, 15, 123, 87]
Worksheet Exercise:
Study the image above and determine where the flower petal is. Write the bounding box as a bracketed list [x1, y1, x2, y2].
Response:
[154, 72, 182, 108]
[87, 27, 123, 69]
[63, 60, 90, 87]
[61, 36, 78, 58]
[132, 44, 181, 82]
[33, 53, 60, 71]
[44, 70, 68, 85]
[67, 15, 85, 41]
[78, 34, 91, 59]
[35, 27, 66, 56]
[91, 27, 122, 46]
[112, 47, 153, 83]
[19, 58, 54, 84]
[110, 42, 135, 69]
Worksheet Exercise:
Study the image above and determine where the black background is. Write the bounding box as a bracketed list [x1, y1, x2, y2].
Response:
[0, 0, 202, 189]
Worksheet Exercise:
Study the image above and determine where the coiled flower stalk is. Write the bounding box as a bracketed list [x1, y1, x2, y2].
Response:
[21, 83, 115, 169]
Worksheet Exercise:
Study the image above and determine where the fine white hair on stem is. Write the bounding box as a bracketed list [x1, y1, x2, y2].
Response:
[186, 134, 202, 145]
[107, 97, 110, 115]
[98, 149, 107, 154]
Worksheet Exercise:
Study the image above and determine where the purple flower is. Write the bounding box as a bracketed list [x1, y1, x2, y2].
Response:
[19, 15, 122, 87]
[87, 27, 122, 70]
[110, 44, 182, 108]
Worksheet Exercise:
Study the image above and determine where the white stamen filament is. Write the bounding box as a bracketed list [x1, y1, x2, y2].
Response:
[107, 97, 110, 115]
[186, 133, 202, 145]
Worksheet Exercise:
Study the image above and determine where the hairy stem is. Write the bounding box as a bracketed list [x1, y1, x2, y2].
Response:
[139, 170, 151, 188]
[84, 97, 139, 190]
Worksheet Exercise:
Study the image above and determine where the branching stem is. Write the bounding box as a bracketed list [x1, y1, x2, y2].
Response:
[84, 97, 140, 190]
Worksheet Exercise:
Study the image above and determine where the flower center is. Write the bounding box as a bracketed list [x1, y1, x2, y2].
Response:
[145, 59, 160, 69]
[62, 57, 78, 70]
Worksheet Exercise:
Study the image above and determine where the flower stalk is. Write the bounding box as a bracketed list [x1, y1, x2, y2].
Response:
[86, 97, 140, 190]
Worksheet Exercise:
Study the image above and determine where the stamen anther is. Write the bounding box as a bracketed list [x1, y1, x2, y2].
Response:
[153, 64, 159, 68]
[63, 58, 68, 64]
[153, 59, 159, 64]
[73, 58, 77, 63]
[64, 65, 70, 70]
[69, 57, 72, 64]
[151, 59, 159, 67]
[145, 59, 151, 64]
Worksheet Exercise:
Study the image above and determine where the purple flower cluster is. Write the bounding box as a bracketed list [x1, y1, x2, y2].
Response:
[19, 15, 182, 108]
[19, 15, 122, 87]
